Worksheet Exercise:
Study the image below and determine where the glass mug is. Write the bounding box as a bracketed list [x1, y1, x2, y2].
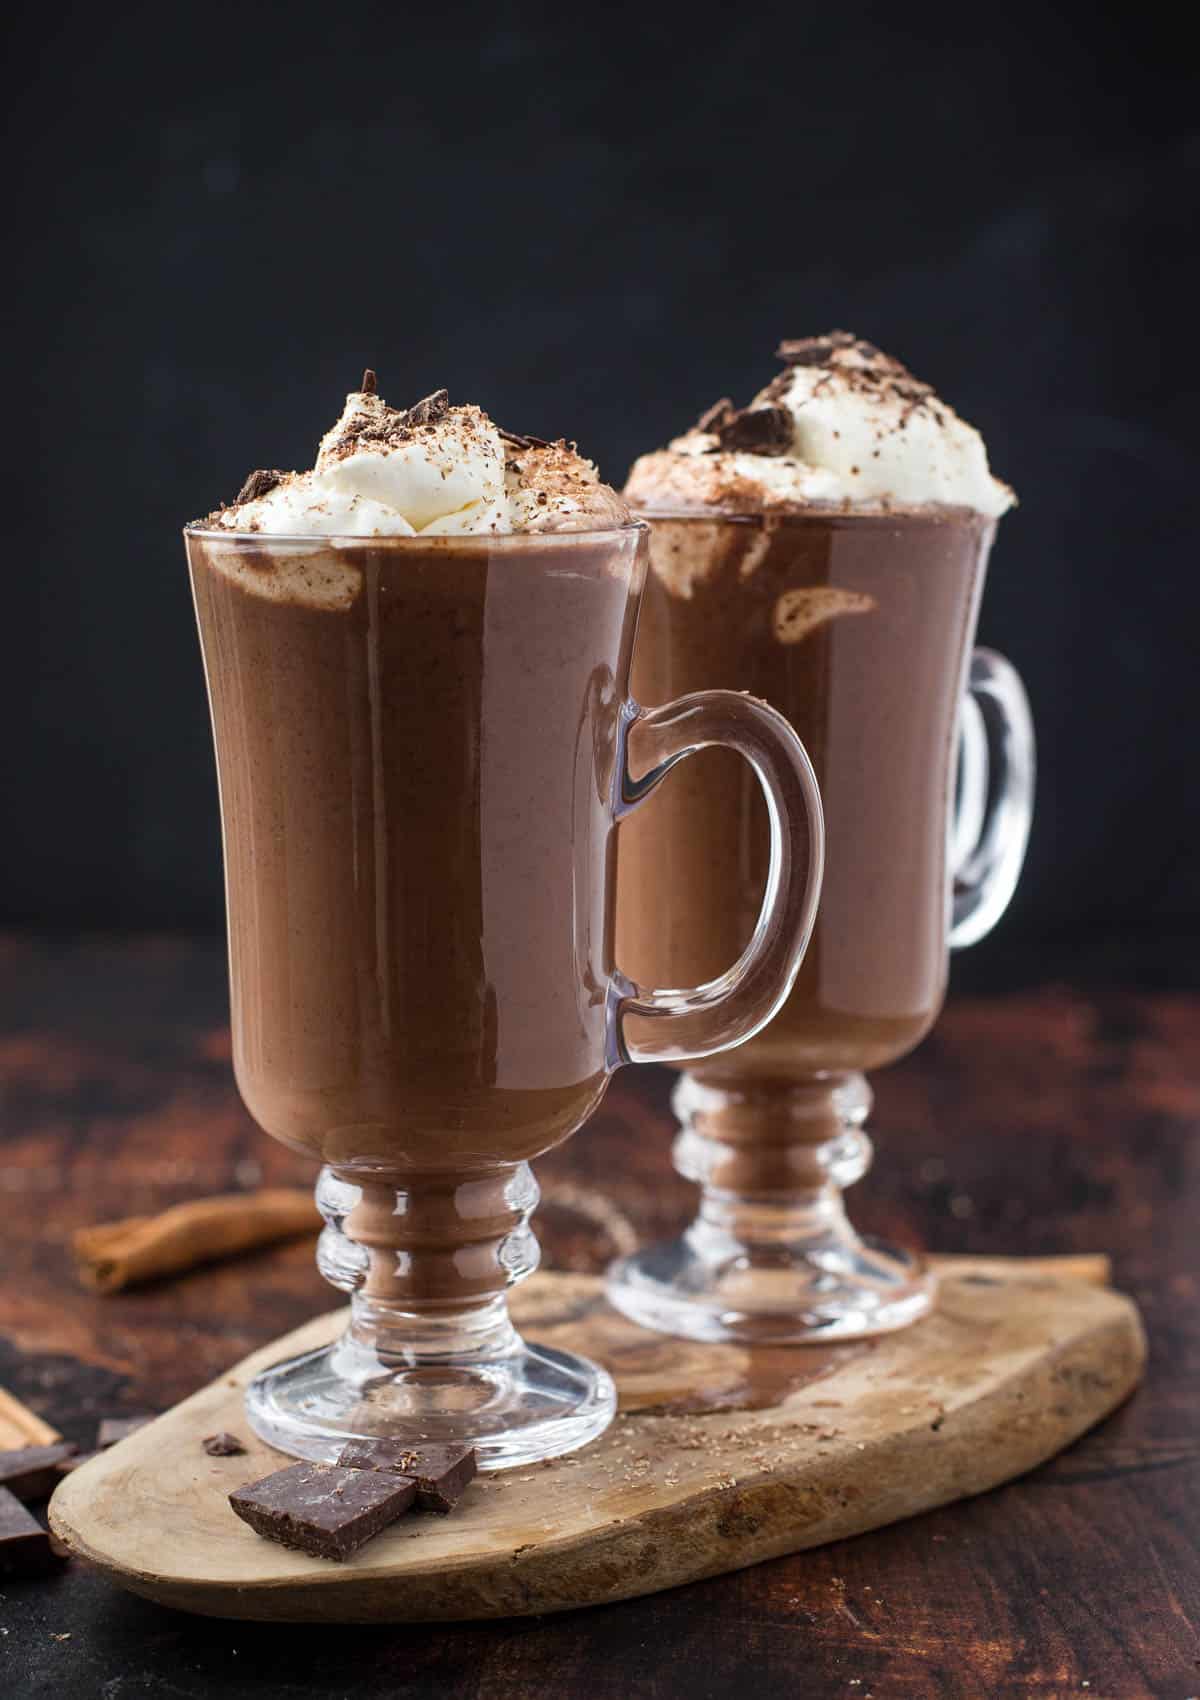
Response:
[610, 508, 1034, 1343]
[186, 520, 824, 1466]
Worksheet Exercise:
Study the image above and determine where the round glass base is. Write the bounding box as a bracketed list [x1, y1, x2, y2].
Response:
[605, 1233, 936, 1344]
[245, 1334, 616, 1470]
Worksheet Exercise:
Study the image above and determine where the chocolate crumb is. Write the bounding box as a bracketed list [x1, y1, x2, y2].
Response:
[360, 368, 378, 395]
[203, 1432, 248, 1457]
[235, 469, 285, 505]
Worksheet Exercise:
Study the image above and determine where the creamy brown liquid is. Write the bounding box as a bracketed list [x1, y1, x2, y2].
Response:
[188, 530, 643, 1176]
[617, 511, 993, 1081]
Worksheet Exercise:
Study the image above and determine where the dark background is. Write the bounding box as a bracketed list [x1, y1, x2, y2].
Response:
[6, 0, 1196, 990]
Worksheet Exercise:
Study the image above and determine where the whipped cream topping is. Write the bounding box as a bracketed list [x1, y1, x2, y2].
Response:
[200, 373, 629, 537]
[625, 333, 1014, 519]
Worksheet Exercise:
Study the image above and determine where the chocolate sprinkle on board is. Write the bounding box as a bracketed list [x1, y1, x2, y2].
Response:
[498, 427, 554, 451]
[202, 1432, 247, 1457]
[229, 1463, 417, 1562]
[335, 1439, 478, 1513]
[714, 405, 794, 455]
[234, 469, 285, 505]
[360, 367, 378, 395]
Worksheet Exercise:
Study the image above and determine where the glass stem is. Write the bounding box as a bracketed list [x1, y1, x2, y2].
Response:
[314, 1162, 541, 1367]
[674, 1071, 874, 1259]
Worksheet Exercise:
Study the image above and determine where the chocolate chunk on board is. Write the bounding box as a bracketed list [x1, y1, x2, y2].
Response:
[202, 1432, 247, 1456]
[0, 1486, 65, 1577]
[0, 1443, 77, 1501]
[97, 1414, 153, 1448]
[335, 1439, 477, 1513]
[229, 1463, 417, 1562]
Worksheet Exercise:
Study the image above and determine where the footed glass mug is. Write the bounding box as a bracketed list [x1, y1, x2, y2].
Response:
[610, 508, 1034, 1343]
[186, 520, 823, 1466]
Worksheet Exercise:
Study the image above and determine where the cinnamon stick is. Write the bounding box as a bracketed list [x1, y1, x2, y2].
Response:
[73, 1189, 319, 1292]
[0, 1387, 61, 1450]
[931, 1252, 1112, 1288]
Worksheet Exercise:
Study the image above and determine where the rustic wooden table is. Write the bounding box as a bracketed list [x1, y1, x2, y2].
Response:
[0, 936, 1196, 1699]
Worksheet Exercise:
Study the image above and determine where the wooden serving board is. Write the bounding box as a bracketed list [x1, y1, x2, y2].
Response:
[48, 1256, 1144, 1623]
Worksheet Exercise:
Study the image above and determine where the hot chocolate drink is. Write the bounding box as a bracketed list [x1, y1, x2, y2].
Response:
[190, 530, 636, 1186]
[609, 333, 1034, 1344]
[617, 508, 992, 1081]
[187, 373, 824, 1462]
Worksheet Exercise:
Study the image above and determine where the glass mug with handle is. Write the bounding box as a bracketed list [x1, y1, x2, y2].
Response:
[186, 518, 824, 1466]
[610, 508, 1034, 1344]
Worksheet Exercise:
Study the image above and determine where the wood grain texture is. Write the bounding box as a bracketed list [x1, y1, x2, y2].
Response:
[48, 1264, 1144, 1623]
[0, 938, 1197, 1697]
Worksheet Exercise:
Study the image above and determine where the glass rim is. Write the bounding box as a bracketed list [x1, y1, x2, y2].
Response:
[183, 518, 649, 548]
[628, 503, 995, 528]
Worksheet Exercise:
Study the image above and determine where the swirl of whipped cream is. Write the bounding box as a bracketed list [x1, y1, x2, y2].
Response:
[625, 333, 1014, 519]
[199, 373, 629, 537]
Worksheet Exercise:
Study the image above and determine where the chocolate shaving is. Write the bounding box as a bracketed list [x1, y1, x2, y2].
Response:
[695, 398, 736, 434]
[360, 368, 378, 395]
[714, 405, 793, 455]
[776, 331, 859, 367]
[498, 428, 553, 451]
[405, 389, 449, 426]
[235, 469, 285, 505]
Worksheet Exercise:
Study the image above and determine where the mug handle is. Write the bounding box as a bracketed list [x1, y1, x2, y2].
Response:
[610, 691, 825, 1065]
[949, 648, 1036, 949]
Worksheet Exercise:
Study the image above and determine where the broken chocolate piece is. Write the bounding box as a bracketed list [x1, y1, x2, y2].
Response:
[229, 1463, 417, 1561]
[335, 1439, 477, 1513]
[202, 1432, 248, 1456]
[0, 1443, 77, 1502]
[0, 1487, 65, 1577]
[360, 367, 378, 395]
[97, 1414, 153, 1448]
[714, 405, 793, 455]
[234, 468, 285, 505]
